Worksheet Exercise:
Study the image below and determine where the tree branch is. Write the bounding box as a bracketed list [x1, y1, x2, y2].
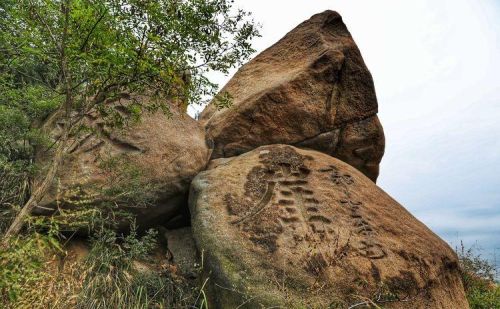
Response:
[28, 0, 61, 51]
[79, 11, 106, 52]
[2, 0, 74, 243]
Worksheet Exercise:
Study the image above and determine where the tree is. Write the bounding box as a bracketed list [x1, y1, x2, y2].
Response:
[0, 0, 259, 241]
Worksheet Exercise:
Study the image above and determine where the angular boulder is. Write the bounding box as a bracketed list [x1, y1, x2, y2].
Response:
[200, 10, 385, 181]
[35, 95, 211, 229]
[189, 145, 468, 308]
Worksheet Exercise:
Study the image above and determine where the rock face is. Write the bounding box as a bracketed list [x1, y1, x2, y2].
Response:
[189, 145, 468, 308]
[200, 10, 385, 181]
[35, 95, 211, 229]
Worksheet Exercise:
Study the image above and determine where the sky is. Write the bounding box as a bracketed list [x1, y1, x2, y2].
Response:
[190, 0, 500, 264]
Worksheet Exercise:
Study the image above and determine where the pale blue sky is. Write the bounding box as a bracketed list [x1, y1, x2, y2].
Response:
[192, 0, 500, 262]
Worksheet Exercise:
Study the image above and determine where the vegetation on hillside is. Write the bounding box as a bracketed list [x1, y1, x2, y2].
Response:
[2, 231, 498, 308]
[0, 222, 206, 308]
[457, 243, 500, 309]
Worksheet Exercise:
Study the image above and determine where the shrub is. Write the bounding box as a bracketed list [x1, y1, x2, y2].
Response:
[0, 231, 62, 303]
[457, 242, 500, 309]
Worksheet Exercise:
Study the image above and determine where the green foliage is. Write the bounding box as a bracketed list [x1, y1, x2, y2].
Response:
[0, 159, 32, 232]
[0, 0, 257, 306]
[467, 287, 500, 309]
[27, 154, 164, 234]
[1, 0, 259, 113]
[457, 243, 500, 309]
[213, 91, 234, 110]
[0, 75, 59, 233]
[85, 224, 157, 270]
[77, 224, 154, 308]
[0, 231, 62, 302]
[0, 0, 258, 236]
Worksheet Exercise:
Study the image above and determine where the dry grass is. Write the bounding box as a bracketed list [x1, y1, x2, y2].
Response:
[11, 252, 83, 309]
[1, 229, 201, 309]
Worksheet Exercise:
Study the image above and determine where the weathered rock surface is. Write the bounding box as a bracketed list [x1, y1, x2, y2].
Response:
[164, 227, 199, 279]
[189, 145, 468, 308]
[200, 10, 385, 181]
[35, 95, 211, 229]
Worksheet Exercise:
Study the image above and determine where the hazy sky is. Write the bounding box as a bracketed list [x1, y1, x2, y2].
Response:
[192, 0, 500, 261]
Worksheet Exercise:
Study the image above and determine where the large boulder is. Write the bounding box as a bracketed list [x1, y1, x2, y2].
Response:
[200, 10, 385, 182]
[35, 95, 211, 229]
[189, 145, 468, 308]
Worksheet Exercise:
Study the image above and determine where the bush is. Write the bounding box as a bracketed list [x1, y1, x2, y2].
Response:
[0, 76, 59, 233]
[0, 231, 62, 303]
[0, 158, 32, 232]
[457, 242, 500, 309]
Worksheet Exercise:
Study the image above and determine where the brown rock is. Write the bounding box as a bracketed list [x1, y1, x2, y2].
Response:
[35, 95, 211, 230]
[189, 145, 468, 308]
[200, 10, 385, 181]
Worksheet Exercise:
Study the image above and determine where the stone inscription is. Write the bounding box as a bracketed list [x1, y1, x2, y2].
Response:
[319, 165, 386, 259]
[224, 146, 386, 262]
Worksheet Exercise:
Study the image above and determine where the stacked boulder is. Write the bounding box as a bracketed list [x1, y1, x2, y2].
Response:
[190, 10, 468, 308]
[39, 10, 468, 308]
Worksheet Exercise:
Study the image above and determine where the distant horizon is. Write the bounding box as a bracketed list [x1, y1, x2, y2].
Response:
[190, 0, 500, 267]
